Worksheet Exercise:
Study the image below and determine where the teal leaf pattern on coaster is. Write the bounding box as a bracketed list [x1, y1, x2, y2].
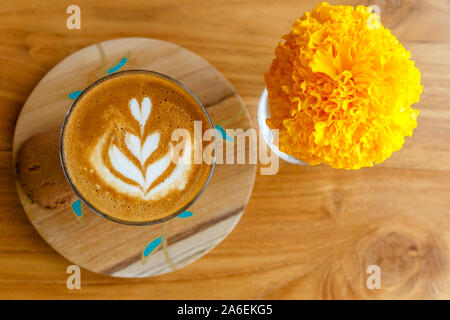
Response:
[72, 199, 82, 217]
[142, 211, 194, 266]
[142, 237, 162, 258]
[177, 211, 193, 218]
[67, 52, 129, 100]
[215, 124, 233, 142]
[68, 90, 82, 100]
[108, 57, 128, 74]
[71, 199, 83, 223]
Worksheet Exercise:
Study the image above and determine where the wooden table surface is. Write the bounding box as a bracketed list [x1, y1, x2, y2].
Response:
[1, 0, 449, 299]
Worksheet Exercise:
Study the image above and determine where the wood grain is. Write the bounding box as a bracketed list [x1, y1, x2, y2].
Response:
[1, 0, 449, 299]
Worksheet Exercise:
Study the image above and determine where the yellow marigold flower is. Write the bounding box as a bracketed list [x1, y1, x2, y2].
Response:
[265, 2, 422, 169]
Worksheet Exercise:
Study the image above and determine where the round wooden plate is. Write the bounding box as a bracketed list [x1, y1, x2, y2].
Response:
[12, 38, 256, 277]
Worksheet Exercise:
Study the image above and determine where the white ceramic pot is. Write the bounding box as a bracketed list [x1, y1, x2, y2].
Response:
[257, 88, 307, 165]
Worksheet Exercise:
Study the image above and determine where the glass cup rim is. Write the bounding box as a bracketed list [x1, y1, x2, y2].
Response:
[60, 69, 216, 226]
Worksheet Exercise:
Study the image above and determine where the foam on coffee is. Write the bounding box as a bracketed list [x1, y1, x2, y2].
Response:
[62, 72, 213, 223]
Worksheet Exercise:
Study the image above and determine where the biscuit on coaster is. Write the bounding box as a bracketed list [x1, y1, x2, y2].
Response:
[16, 127, 76, 210]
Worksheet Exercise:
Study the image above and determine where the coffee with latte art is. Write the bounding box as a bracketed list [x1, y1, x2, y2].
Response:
[61, 71, 214, 224]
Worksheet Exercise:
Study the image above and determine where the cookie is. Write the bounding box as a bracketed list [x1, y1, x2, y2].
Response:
[16, 127, 76, 210]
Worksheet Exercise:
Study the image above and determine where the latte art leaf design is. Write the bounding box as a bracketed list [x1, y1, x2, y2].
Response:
[109, 143, 146, 187]
[129, 97, 151, 134]
[125, 132, 159, 166]
[90, 96, 192, 200]
[108, 97, 174, 192]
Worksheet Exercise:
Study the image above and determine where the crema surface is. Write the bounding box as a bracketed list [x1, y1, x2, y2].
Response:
[62, 72, 212, 223]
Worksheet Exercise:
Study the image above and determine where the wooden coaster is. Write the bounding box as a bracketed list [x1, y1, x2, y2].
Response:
[12, 38, 256, 277]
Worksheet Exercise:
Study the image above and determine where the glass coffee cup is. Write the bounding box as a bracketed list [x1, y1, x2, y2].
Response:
[60, 70, 215, 225]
